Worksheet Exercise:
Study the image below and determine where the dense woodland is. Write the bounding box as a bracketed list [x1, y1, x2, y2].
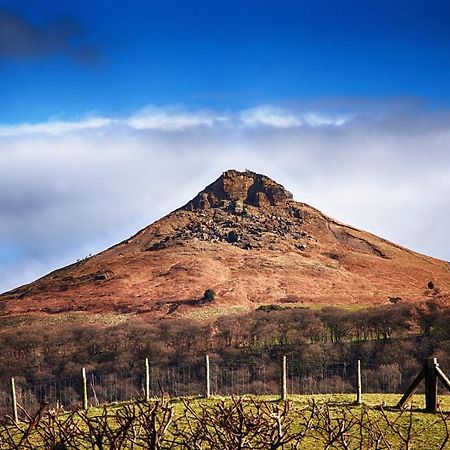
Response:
[0, 298, 449, 386]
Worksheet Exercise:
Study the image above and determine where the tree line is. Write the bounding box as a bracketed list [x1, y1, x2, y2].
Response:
[0, 299, 448, 385]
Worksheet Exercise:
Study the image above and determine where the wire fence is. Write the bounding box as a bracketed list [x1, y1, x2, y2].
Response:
[0, 358, 448, 418]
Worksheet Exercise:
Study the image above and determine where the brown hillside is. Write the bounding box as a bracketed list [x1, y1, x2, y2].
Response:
[1, 169, 449, 318]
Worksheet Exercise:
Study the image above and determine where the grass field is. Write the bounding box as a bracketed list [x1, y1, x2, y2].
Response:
[150, 393, 450, 449]
[3, 393, 449, 449]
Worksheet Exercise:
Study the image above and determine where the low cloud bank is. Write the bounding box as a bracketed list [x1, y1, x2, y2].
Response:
[0, 104, 449, 292]
[0, 106, 350, 137]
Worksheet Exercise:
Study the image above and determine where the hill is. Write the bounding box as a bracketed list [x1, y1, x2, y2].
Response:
[1, 169, 449, 318]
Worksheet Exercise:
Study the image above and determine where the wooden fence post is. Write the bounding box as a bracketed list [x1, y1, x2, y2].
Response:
[82, 368, 88, 410]
[10, 378, 18, 423]
[281, 355, 287, 401]
[425, 358, 438, 412]
[397, 367, 425, 409]
[145, 358, 150, 401]
[205, 354, 211, 398]
[356, 360, 362, 405]
[436, 365, 450, 391]
[397, 357, 450, 411]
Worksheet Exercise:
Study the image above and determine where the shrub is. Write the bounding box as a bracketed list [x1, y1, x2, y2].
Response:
[203, 289, 216, 302]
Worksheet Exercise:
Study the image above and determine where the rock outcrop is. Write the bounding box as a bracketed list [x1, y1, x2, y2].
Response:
[183, 170, 293, 210]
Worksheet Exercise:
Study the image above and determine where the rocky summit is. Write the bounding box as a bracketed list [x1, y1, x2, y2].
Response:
[184, 169, 293, 210]
[1, 170, 449, 318]
[149, 170, 304, 252]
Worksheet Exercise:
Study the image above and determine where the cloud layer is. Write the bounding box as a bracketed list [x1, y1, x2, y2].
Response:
[0, 106, 350, 137]
[0, 104, 449, 293]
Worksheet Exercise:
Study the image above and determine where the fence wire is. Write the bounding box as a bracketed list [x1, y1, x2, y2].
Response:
[211, 362, 273, 396]
[0, 359, 448, 417]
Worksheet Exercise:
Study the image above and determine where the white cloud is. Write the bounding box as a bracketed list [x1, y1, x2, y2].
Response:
[0, 103, 449, 293]
[302, 112, 352, 126]
[239, 106, 302, 128]
[126, 106, 220, 131]
[0, 116, 112, 137]
[0, 105, 352, 138]
[239, 106, 351, 128]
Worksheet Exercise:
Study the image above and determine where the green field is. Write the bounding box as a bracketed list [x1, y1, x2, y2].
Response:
[2, 393, 450, 449]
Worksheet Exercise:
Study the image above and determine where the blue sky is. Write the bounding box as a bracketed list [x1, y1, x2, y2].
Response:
[0, 1, 450, 292]
[1, 0, 450, 122]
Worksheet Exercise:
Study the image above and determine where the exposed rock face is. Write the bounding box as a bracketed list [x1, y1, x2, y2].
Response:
[1, 169, 449, 317]
[147, 200, 311, 252]
[183, 170, 293, 210]
[144, 170, 304, 252]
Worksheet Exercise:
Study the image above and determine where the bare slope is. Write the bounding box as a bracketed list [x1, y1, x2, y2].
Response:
[1, 170, 449, 317]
